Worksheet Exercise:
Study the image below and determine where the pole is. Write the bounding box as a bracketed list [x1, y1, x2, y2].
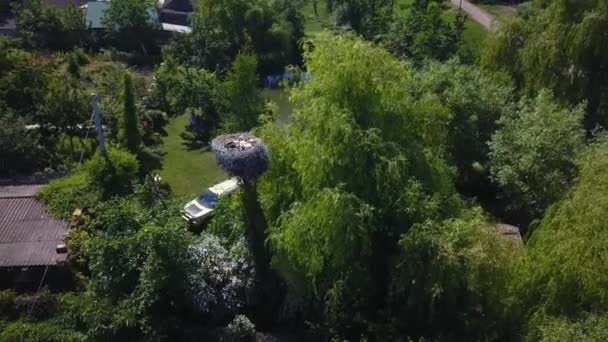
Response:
[91, 93, 108, 159]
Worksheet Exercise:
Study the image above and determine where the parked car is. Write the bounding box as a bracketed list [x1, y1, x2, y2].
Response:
[181, 178, 239, 225]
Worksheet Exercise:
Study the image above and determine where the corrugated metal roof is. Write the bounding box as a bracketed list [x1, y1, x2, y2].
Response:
[0, 185, 69, 267]
[0, 242, 67, 267]
[0, 185, 42, 198]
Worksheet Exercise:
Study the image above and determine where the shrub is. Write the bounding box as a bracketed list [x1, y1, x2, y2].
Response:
[65, 228, 91, 270]
[0, 320, 86, 342]
[189, 235, 253, 320]
[489, 90, 585, 225]
[53, 134, 96, 169]
[528, 313, 608, 341]
[39, 147, 139, 218]
[0, 112, 44, 175]
[0, 289, 58, 322]
[38, 171, 100, 219]
[0, 290, 18, 321]
[206, 194, 245, 248]
[228, 315, 256, 340]
[83, 148, 139, 199]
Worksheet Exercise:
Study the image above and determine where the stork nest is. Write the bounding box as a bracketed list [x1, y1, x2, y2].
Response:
[211, 133, 270, 180]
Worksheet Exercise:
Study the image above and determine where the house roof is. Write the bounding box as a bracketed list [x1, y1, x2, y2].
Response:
[0, 184, 68, 267]
[160, 8, 192, 26]
[0, 14, 16, 34]
[84, 1, 109, 29]
[163, 0, 195, 12]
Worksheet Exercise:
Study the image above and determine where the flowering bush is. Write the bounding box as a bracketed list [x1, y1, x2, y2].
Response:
[188, 235, 253, 320]
[228, 315, 256, 339]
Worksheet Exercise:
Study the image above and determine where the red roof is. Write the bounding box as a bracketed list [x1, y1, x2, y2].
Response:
[0, 185, 68, 267]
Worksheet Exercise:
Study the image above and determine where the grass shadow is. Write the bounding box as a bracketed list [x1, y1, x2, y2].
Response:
[180, 126, 211, 151]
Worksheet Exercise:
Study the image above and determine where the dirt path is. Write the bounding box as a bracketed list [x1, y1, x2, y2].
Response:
[450, 0, 495, 30]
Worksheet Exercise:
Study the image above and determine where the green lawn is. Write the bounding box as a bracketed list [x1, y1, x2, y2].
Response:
[478, 3, 516, 17]
[161, 91, 294, 196]
[302, 1, 332, 38]
[160, 114, 226, 197]
[454, 11, 488, 50]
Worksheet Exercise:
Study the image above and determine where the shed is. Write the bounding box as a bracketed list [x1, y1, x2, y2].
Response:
[0, 184, 71, 290]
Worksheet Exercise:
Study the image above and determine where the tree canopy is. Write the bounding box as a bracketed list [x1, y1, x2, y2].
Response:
[482, 0, 608, 129]
[517, 136, 608, 319]
[167, 0, 304, 73]
[489, 90, 585, 225]
[257, 34, 516, 338]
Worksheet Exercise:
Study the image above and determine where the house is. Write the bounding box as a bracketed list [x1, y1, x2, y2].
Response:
[83, 1, 111, 29]
[160, 0, 195, 27]
[0, 183, 71, 290]
[0, 15, 15, 36]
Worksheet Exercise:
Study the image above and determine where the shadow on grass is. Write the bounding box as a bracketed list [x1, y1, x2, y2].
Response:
[180, 126, 212, 152]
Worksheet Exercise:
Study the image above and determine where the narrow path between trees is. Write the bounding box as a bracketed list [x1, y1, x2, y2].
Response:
[450, 0, 495, 30]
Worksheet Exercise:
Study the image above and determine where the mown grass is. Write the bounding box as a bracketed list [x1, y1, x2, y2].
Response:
[160, 114, 227, 197]
[478, 3, 516, 17]
[160, 91, 294, 196]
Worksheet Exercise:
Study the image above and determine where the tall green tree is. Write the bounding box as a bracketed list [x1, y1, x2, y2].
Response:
[331, 0, 393, 38]
[381, 0, 465, 63]
[221, 52, 263, 132]
[515, 135, 608, 333]
[119, 73, 141, 154]
[37, 76, 91, 141]
[413, 60, 513, 200]
[101, 0, 160, 55]
[482, 0, 608, 129]
[0, 110, 44, 175]
[14, 0, 85, 50]
[394, 208, 519, 340]
[489, 90, 585, 226]
[168, 0, 304, 73]
[0, 58, 51, 116]
[259, 34, 465, 338]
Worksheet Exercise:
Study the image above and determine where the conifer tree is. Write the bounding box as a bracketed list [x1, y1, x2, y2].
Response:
[119, 73, 141, 154]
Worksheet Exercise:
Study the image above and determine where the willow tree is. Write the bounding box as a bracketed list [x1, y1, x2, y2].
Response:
[517, 136, 608, 322]
[258, 34, 467, 338]
[482, 0, 608, 129]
